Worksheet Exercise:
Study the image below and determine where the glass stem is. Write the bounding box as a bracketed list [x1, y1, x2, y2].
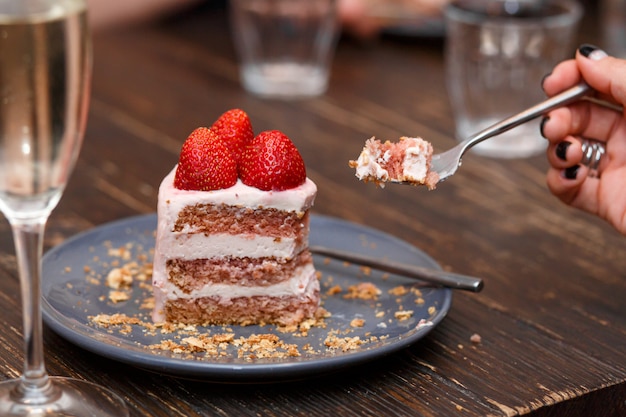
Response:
[10, 216, 56, 403]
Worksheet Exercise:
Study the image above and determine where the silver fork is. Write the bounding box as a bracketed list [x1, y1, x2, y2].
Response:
[397, 82, 596, 184]
[310, 245, 483, 292]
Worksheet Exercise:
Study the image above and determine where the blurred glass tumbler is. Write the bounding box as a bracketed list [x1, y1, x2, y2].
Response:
[230, 0, 339, 99]
[444, 0, 582, 158]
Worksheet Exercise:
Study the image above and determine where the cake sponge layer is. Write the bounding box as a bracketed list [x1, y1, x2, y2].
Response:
[174, 204, 307, 237]
[162, 275, 320, 326]
[167, 251, 314, 292]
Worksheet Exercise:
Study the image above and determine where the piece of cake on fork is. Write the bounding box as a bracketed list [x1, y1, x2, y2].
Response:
[152, 109, 319, 327]
[349, 136, 439, 189]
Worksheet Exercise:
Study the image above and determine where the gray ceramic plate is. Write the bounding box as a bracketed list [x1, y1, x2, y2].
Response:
[42, 214, 451, 382]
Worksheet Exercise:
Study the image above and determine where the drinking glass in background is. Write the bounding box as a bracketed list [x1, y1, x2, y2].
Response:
[229, 0, 340, 99]
[444, 0, 582, 158]
[0, 0, 128, 415]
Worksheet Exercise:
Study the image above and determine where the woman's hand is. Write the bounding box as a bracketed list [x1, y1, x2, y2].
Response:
[542, 44, 626, 234]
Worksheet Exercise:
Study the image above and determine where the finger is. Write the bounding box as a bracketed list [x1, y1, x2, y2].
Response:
[576, 104, 623, 142]
[543, 101, 622, 144]
[542, 59, 582, 96]
[547, 137, 611, 175]
[577, 45, 626, 108]
[597, 168, 626, 230]
[563, 102, 622, 143]
[541, 107, 573, 143]
[546, 164, 600, 214]
[546, 164, 584, 205]
[546, 138, 583, 169]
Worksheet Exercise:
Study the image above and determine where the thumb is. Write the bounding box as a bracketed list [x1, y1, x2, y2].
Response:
[577, 44, 626, 108]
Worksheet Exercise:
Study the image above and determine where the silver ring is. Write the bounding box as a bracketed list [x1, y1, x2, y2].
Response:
[580, 139, 606, 178]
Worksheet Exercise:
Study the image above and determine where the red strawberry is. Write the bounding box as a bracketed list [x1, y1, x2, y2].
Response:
[210, 109, 254, 164]
[174, 127, 238, 191]
[239, 130, 306, 191]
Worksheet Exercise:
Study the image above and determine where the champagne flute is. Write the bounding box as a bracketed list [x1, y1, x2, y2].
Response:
[0, 0, 129, 415]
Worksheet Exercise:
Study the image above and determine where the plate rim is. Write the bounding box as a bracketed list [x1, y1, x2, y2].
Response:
[42, 213, 452, 382]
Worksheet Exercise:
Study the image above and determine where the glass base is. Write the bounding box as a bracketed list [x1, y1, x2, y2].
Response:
[241, 62, 329, 99]
[0, 376, 128, 416]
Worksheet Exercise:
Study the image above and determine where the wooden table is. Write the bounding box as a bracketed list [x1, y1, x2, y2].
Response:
[1, 3, 625, 416]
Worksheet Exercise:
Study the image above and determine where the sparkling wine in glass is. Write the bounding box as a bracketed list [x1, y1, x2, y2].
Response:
[0, 0, 129, 415]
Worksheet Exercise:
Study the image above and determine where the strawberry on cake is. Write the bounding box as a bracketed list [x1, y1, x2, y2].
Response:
[349, 136, 439, 189]
[152, 109, 319, 327]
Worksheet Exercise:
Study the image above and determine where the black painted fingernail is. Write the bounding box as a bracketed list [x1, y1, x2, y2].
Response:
[541, 72, 552, 91]
[555, 141, 571, 160]
[563, 165, 580, 180]
[540, 116, 549, 138]
[579, 44, 598, 57]
[578, 44, 608, 60]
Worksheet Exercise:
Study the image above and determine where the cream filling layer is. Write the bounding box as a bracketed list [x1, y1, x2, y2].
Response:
[155, 263, 317, 301]
[157, 232, 303, 260]
[402, 143, 429, 181]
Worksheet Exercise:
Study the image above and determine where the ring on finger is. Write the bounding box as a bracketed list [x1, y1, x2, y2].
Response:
[580, 138, 606, 178]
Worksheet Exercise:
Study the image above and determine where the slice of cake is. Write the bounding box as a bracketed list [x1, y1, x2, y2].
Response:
[349, 136, 439, 189]
[152, 110, 319, 326]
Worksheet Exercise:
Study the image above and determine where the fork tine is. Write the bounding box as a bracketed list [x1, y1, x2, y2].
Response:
[430, 143, 465, 181]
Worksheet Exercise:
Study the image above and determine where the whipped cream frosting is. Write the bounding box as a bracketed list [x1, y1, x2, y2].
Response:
[158, 167, 317, 214]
